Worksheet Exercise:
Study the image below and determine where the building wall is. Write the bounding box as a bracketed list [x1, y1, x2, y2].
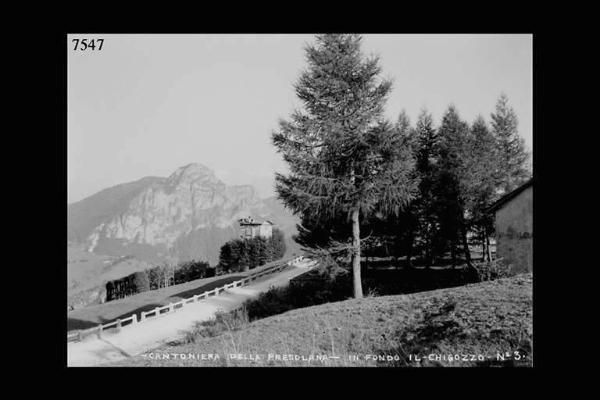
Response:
[240, 226, 256, 239]
[240, 223, 272, 239]
[259, 223, 273, 239]
[495, 186, 533, 274]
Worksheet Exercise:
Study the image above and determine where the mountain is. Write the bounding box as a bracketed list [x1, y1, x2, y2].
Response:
[68, 163, 300, 267]
[68, 176, 166, 243]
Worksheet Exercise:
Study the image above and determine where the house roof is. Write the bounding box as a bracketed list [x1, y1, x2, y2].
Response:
[238, 217, 274, 226]
[486, 179, 533, 213]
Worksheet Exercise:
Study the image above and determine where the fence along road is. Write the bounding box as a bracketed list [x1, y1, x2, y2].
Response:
[67, 256, 316, 367]
[67, 256, 306, 343]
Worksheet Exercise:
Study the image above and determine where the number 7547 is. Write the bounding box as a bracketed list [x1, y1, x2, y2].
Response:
[72, 38, 104, 51]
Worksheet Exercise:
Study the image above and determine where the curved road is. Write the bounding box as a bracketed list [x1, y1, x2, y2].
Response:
[67, 259, 315, 367]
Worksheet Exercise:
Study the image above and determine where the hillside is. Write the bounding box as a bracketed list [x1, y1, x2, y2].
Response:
[67, 243, 153, 309]
[67, 163, 299, 265]
[111, 274, 533, 367]
[68, 176, 165, 243]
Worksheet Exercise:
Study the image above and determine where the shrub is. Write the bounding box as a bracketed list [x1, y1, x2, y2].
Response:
[105, 281, 114, 301]
[472, 258, 513, 282]
[217, 229, 287, 273]
[132, 271, 150, 293]
[106, 273, 137, 301]
[179, 308, 250, 344]
[104, 260, 213, 303]
[270, 228, 286, 260]
[174, 260, 212, 284]
[244, 276, 351, 320]
[147, 266, 161, 290]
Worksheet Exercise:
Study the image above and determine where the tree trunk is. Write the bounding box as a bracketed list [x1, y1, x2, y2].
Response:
[461, 226, 472, 267]
[407, 232, 414, 269]
[424, 234, 431, 269]
[451, 244, 456, 269]
[481, 235, 486, 262]
[351, 207, 363, 299]
[486, 235, 492, 262]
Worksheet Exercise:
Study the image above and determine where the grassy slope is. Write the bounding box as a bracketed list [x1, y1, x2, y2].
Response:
[67, 243, 151, 308]
[68, 244, 113, 292]
[67, 258, 294, 331]
[111, 274, 532, 367]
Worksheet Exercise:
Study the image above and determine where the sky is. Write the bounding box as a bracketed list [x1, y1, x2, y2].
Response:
[68, 34, 532, 204]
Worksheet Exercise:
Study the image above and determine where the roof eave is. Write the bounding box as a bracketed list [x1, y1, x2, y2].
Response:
[486, 179, 533, 214]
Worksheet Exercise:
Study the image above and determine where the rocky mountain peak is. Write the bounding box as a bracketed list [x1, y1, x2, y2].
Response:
[69, 163, 299, 265]
[166, 163, 220, 187]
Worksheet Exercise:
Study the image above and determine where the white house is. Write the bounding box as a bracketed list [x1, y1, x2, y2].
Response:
[238, 217, 274, 240]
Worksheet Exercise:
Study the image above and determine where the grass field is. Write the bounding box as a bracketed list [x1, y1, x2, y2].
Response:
[68, 243, 153, 309]
[109, 273, 533, 367]
[67, 258, 294, 332]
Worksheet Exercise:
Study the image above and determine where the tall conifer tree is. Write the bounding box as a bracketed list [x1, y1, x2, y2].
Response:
[491, 93, 531, 193]
[413, 109, 440, 266]
[272, 34, 417, 298]
[466, 116, 497, 260]
[435, 105, 472, 266]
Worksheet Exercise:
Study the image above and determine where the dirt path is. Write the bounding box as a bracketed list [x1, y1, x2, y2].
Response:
[67, 260, 315, 367]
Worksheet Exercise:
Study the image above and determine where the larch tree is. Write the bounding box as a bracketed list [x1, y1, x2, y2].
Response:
[387, 110, 419, 267]
[490, 93, 531, 194]
[466, 115, 498, 261]
[435, 105, 472, 267]
[272, 34, 417, 298]
[413, 108, 440, 266]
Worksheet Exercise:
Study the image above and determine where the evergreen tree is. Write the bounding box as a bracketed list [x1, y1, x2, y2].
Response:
[272, 34, 417, 298]
[106, 281, 114, 301]
[491, 93, 531, 194]
[249, 238, 265, 268]
[413, 108, 440, 266]
[396, 110, 417, 150]
[294, 209, 351, 254]
[434, 105, 472, 267]
[132, 271, 150, 293]
[465, 115, 498, 261]
[270, 228, 287, 260]
[147, 266, 161, 290]
[379, 110, 419, 267]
